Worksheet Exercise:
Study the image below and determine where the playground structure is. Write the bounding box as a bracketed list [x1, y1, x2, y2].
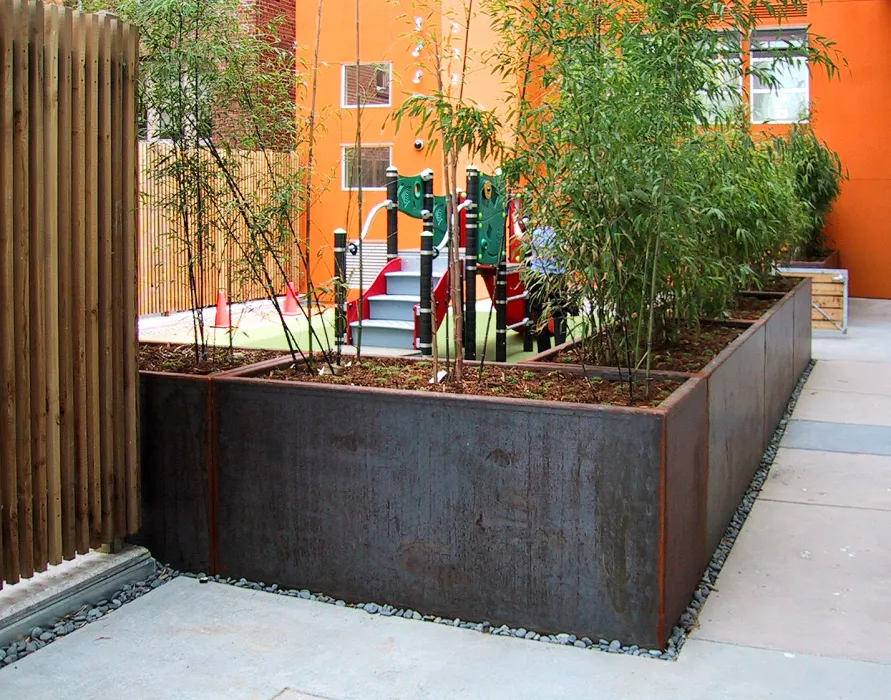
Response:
[333, 166, 546, 362]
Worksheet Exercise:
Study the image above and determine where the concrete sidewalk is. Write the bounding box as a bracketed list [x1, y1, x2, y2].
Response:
[3, 299, 890, 699]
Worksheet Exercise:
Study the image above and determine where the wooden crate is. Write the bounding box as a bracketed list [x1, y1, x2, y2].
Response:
[778, 267, 848, 334]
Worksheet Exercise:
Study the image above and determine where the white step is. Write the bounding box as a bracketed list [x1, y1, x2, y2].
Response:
[368, 294, 420, 322]
[385, 271, 443, 296]
[350, 319, 415, 349]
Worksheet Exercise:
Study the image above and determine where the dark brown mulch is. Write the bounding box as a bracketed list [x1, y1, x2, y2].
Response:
[728, 294, 778, 320]
[138, 344, 285, 375]
[556, 324, 747, 374]
[760, 276, 799, 293]
[268, 357, 680, 408]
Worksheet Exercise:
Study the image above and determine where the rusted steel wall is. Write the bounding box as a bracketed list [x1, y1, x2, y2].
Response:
[792, 278, 814, 380]
[704, 323, 767, 555]
[662, 377, 709, 641]
[762, 293, 797, 450]
[204, 379, 710, 647]
[134, 373, 212, 575]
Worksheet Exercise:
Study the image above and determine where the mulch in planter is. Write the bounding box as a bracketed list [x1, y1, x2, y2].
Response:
[728, 295, 778, 320]
[555, 324, 746, 374]
[139, 343, 285, 375]
[267, 357, 681, 408]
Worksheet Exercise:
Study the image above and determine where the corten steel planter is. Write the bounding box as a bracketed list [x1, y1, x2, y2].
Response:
[136, 352, 709, 647]
[520, 279, 813, 559]
[132, 353, 291, 575]
[205, 365, 707, 648]
[789, 250, 840, 269]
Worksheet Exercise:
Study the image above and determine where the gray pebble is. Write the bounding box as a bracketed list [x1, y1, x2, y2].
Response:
[30, 627, 44, 640]
[364, 603, 380, 614]
[298, 590, 311, 599]
[574, 640, 586, 648]
[25, 642, 38, 653]
[412, 612, 422, 620]
[111, 599, 123, 609]
[524, 631, 536, 640]
[649, 649, 662, 657]
[39, 632, 55, 643]
[608, 640, 621, 651]
[514, 628, 527, 638]
[335, 600, 346, 607]
[555, 633, 571, 644]
[5, 654, 17, 664]
[0, 649, 5, 661]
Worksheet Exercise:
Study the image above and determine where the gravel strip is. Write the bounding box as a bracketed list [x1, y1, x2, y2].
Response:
[0, 360, 814, 667]
[0, 565, 179, 669]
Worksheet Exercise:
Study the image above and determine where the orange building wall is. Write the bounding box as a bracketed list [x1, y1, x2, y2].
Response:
[808, 0, 891, 298]
[298, 1, 891, 298]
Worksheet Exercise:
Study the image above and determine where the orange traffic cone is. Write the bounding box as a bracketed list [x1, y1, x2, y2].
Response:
[211, 289, 231, 328]
[283, 281, 299, 316]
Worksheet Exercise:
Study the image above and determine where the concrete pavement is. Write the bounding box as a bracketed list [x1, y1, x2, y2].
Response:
[3, 298, 890, 699]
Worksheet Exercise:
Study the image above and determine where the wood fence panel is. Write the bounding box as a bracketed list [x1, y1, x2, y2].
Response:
[0, 1, 140, 587]
[137, 143, 303, 317]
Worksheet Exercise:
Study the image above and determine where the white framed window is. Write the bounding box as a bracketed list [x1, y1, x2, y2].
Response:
[342, 145, 392, 190]
[697, 32, 743, 124]
[750, 28, 809, 124]
[342, 63, 392, 108]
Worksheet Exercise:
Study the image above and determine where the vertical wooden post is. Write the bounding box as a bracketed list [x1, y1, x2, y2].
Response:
[43, 0, 63, 566]
[334, 228, 347, 351]
[71, 9, 90, 555]
[0, 0, 21, 586]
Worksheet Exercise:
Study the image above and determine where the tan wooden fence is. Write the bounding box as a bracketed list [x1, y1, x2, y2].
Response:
[138, 142, 303, 317]
[0, 1, 140, 587]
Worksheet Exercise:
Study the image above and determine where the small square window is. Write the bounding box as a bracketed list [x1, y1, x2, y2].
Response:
[343, 63, 391, 107]
[342, 146, 391, 189]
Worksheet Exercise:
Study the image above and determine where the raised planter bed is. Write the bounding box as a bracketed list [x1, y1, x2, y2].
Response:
[522, 278, 812, 555]
[133, 345, 291, 575]
[137, 352, 710, 647]
[789, 250, 840, 269]
[134, 280, 809, 648]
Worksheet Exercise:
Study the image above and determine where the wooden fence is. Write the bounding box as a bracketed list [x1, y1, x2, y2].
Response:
[138, 142, 303, 317]
[0, 1, 140, 587]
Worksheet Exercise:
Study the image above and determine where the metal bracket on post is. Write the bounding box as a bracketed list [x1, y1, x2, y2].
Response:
[386, 166, 399, 260]
[419, 169, 435, 356]
[334, 228, 347, 350]
[464, 166, 479, 360]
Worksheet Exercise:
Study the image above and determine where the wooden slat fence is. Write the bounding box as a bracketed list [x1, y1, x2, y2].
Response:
[0, 1, 139, 587]
[138, 142, 302, 317]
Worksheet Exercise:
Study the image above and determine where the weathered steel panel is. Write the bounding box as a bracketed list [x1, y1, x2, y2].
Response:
[662, 377, 709, 641]
[792, 278, 813, 380]
[133, 373, 211, 574]
[705, 324, 766, 555]
[213, 380, 669, 646]
[762, 295, 796, 447]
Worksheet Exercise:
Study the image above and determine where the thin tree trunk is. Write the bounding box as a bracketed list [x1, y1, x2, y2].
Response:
[304, 0, 324, 358]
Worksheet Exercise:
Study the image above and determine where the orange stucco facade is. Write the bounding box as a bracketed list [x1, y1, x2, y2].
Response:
[296, 0, 891, 298]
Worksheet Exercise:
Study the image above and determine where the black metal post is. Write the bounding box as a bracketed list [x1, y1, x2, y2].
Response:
[334, 228, 347, 351]
[419, 170, 434, 356]
[464, 166, 479, 360]
[495, 219, 507, 363]
[386, 166, 399, 260]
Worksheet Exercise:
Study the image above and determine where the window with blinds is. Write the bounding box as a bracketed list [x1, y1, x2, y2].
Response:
[342, 63, 391, 107]
[342, 146, 392, 189]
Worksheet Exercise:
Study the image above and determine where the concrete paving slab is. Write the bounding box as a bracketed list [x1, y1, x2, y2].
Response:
[782, 420, 891, 456]
[696, 499, 891, 663]
[1, 577, 889, 700]
[812, 299, 891, 363]
[792, 389, 891, 427]
[763, 448, 891, 511]
[806, 360, 891, 396]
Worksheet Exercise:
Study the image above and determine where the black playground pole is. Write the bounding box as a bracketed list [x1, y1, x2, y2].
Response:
[495, 211, 508, 363]
[386, 166, 399, 261]
[334, 228, 347, 351]
[419, 170, 434, 356]
[523, 291, 534, 352]
[464, 166, 479, 360]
